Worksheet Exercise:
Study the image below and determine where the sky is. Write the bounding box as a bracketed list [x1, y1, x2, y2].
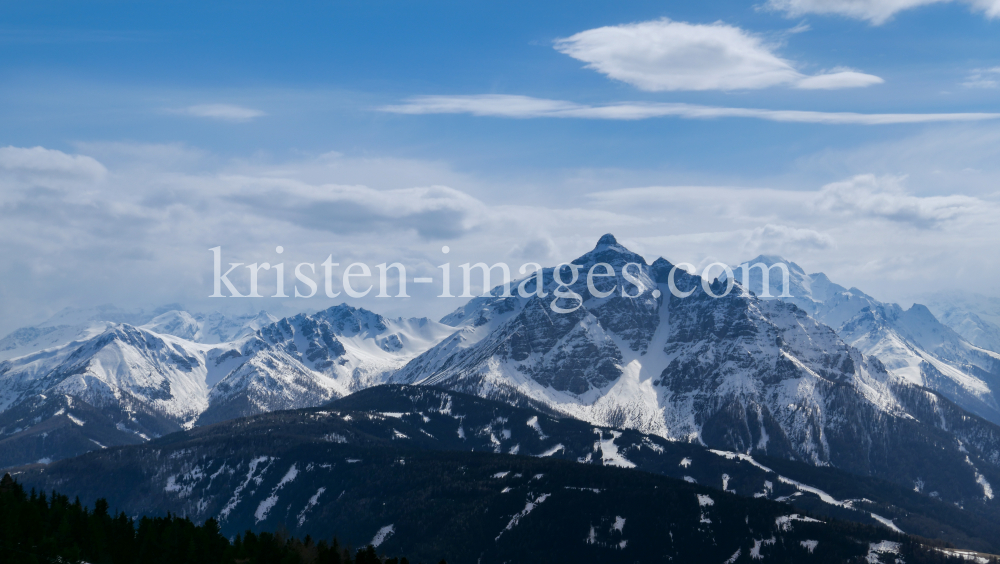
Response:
[1, 0, 999, 335]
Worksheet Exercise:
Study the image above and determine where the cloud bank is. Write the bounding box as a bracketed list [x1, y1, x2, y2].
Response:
[223, 178, 486, 240]
[814, 174, 987, 228]
[0, 146, 107, 180]
[1, 143, 997, 338]
[743, 224, 836, 255]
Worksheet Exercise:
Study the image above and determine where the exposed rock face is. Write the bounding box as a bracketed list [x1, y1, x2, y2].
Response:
[392, 236, 1000, 502]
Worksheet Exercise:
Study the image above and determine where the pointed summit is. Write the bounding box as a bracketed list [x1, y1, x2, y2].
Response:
[575, 234, 646, 266]
[596, 233, 618, 247]
[741, 255, 802, 273]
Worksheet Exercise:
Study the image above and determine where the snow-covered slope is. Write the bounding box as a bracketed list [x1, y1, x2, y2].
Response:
[0, 306, 278, 361]
[0, 304, 453, 466]
[729, 255, 881, 330]
[261, 305, 454, 390]
[0, 324, 210, 427]
[919, 291, 1000, 355]
[735, 256, 1000, 425]
[197, 305, 454, 425]
[0, 323, 113, 362]
[139, 309, 281, 344]
[838, 304, 1000, 424]
[395, 238, 887, 462]
[386, 236, 1000, 502]
[0, 305, 150, 362]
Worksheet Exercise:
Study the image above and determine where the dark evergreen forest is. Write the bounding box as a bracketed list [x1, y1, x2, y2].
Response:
[0, 473, 425, 564]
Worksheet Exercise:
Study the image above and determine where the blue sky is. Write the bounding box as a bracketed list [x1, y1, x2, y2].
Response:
[1, 0, 999, 332]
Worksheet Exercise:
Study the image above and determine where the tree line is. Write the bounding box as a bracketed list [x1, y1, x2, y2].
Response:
[0, 473, 432, 564]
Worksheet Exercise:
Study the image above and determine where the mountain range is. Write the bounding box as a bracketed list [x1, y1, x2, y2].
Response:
[4, 234, 1000, 557]
[0, 305, 451, 468]
[734, 255, 1000, 426]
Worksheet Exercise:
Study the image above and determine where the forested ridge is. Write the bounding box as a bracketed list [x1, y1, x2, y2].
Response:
[0, 473, 423, 564]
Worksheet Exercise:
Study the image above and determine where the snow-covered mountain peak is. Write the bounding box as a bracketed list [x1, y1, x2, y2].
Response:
[192, 305, 441, 424]
[141, 310, 202, 341]
[438, 237, 664, 332]
[0, 322, 209, 429]
[735, 257, 1000, 425]
[196, 310, 279, 344]
[247, 309, 278, 328]
[595, 232, 619, 246]
[573, 233, 648, 268]
[743, 254, 799, 270]
[904, 303, 942, 325]
[841, 302, 896, 329]
[392, 236, 923, 471]
[732, 255, 851, 306]
[648, 256, 673, 272]
[4, 233, 1000, 511]
[311, 303, 390, 336]
[0, 302, 457, 457]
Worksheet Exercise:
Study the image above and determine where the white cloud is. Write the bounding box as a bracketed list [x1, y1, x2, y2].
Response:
[1, 143, 998, 338]
[381, 94, 1000, 125]
[553, 18, 882, 91]
[742, 224, 836, 254]
[507, 237, 559, 262]
[963, 67, 1000, 89]
[0, 144, 653, 334]
[767, 0, 1000, 24]
[795, 70, 885, 89]
[0, 146, 107, 180]
[387, 95, 581, 119]
[171, 104, 266, 122]
[222, 177, 487, 240]
[584, 176, 996, 233]
[814, 174, 989, 227]
[554, 18, 802, 91]
[581, 178, 1000, 302]
[788, 123, 1000, 198]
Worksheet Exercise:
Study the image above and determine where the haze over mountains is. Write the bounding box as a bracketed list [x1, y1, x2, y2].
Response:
[920, 291, 1000, 356]
[4, 234, 1000, 558]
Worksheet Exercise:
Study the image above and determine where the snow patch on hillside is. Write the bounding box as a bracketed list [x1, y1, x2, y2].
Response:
[598, 430, 635, 468]
[496, 493, 551, 541]
[296, 487, 326, 527]
[371, 525, 395, 547]
[254, 463, 299, 523]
